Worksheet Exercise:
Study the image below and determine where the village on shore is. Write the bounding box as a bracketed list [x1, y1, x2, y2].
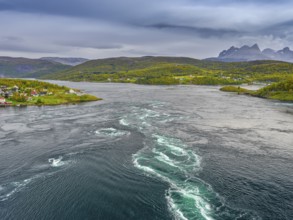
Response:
[0, 81, 89, 107]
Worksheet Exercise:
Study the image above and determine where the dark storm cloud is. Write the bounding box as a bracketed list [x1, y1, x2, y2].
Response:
[1, 0, 291, 27]
[0, 0, 159, 21]
[258, 19, 293, 39]
[58, 39, 123, 50]
[0, 0, 293, 58]
[147, 23, 243, 38]
[0, 42, 60, 53]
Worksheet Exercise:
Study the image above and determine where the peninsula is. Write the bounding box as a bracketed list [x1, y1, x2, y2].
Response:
[0, 78, 101, 107]
[220, 77, 293, 101]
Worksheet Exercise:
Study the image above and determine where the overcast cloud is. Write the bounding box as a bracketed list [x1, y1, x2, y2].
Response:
[0, 0, 293, 59]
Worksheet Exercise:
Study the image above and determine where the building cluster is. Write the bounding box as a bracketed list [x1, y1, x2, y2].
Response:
[0, 85, 52, 106]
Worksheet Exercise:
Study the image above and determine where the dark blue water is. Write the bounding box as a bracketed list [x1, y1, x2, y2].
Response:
[0, 82, 292, 220]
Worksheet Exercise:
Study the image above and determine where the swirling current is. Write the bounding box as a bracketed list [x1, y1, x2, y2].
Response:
[0, 82, 292, 220]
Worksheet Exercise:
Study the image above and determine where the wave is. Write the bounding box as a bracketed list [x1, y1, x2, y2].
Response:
[154, 150, 180, 169]
[133, 134, 259, 220]
[0, 176, 37, 202]
[48, 156, 67, 167]
[1, 154, 71, 202]
[95, 128, 129, 137]
[119, 118, 129, 126]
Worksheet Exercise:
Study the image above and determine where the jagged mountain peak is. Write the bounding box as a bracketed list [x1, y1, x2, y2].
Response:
[251, 43, 260, 51]
[240, 45, 250, 50]
[213, 44, 293, 62]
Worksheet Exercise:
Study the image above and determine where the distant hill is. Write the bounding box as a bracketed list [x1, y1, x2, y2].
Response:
[41, 56, 293, 86]
[0, 56, 71, 78]
[207, 44, 293, 63]
[40, 57, 89, 66]
[41, 56, 207, 79]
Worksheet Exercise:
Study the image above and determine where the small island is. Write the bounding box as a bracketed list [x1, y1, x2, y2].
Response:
[0, 78, 101, 107]
[220, 77, 293, 101]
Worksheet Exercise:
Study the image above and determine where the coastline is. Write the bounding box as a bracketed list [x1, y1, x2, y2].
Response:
[0, 78, 102, 107]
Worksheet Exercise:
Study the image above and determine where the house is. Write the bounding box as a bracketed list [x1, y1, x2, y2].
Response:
[4, 92, 11, 98]
[12, 85, 19, 92]
[39, 91, 47, 96]
[0, 97, 6, 104]
[69, 89, 76, 94]
[31, 90, 38, 96]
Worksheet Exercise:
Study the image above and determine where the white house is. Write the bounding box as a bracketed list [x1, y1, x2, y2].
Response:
[0, 97, 6, 103]
[69, 89, 76, 94]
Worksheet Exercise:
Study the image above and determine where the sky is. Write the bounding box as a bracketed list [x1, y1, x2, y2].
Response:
[0, 0, 293, 59]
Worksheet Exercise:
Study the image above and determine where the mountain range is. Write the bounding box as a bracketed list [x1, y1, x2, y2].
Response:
[2, 45, 293, 79]
[208, 44, 293, 62]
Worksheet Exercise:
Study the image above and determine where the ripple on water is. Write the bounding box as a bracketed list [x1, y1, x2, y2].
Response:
[0, 176, 37, 202]
[0, 155, 71, 202]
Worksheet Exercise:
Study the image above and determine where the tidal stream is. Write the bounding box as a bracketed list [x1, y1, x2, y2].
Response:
[0, 82, 292, 220]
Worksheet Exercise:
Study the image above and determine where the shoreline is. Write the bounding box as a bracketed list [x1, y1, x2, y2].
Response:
[0, 98, 101, 108]
[0, 78, 102, 107]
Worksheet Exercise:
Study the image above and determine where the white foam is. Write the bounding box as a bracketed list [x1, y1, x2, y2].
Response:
[133, 155, 173, 184]
[155, 155, 179, 168]
[166, 191, 188, 220]
[132, 134, 217, 220]
[48, 156, 65, 167]
[95, 128, 129, 137]
[133, 154, 214, 220]
[0, 178, 34, 202]
[133, 157, 157, 174]
[138, 109, 160, 120]
[152, 149, 180, 168]
[119, 118, 129, 126]
[154, 135, 187, 156]
[172, 186, 214, 220]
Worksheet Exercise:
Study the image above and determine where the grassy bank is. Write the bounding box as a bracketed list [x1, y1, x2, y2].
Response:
[220, 78, 293, 101]
[0, 78, 101, 106]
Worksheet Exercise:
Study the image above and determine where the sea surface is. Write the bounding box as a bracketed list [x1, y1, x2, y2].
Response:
[0, 82, 292, 220]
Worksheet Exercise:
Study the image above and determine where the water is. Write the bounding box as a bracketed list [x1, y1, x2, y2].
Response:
[0, 82, 292, 220]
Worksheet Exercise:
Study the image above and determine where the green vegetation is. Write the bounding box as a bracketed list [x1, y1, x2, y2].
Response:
[41, 56, 293, 86]
[0, 78, 101, 106]
[0, 57, 70, 78]
[220, 78, 293, 101]
[255, 77, 293, 101]
[220, 86, 251, 93]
